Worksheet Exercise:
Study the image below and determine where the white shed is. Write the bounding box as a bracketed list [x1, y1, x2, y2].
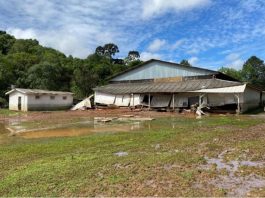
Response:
[5, 88, 73, 111]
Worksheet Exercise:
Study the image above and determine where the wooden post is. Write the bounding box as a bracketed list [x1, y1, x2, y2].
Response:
[234, 94, 240, 114]
[172, 93, 175, 111]
[132, 93, 134, 107]
[148, 93, 151, 110]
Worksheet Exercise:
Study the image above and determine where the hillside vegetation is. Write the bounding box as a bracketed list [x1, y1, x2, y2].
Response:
[0, 31, 142, 105]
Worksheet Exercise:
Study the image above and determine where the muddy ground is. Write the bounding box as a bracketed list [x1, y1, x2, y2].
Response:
[1, 109, 265, 196]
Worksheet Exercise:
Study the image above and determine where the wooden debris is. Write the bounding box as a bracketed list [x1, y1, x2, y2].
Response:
[121, 115, 134, 118]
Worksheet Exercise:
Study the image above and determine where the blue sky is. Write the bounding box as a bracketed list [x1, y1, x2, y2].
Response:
[1, 0, 265, 70]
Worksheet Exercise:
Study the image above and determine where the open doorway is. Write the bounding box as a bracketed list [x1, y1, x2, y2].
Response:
[18, 96, 21, 110]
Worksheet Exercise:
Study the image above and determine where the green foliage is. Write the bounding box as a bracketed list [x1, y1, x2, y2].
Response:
[0, 31, 15, 55]
[180, 59, 192, 67]
[241, 56, 265, 88]
[219, 56, 265, 88]
[72, 64, 98, 98]
[27, 62, 65, 90]
[95, 43, 119, 58]
[0, 31, 141, 100]
[219, 67, 242, 81]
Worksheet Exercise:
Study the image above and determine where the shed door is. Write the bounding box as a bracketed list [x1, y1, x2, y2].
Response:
[18, 96, 21, 110]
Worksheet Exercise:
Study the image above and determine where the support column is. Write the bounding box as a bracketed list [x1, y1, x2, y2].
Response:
[234, 94, 240, 114]
[148, 93, 151, 110]
[132, 93, 134, 107]
[172, 93, 175, 111]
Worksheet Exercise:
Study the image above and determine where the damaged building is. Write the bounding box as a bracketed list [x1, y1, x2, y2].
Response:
[93, 59, 263, 113]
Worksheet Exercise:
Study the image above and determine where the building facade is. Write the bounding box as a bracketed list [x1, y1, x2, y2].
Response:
[94, 59, 263, 113]
[6, 88, 73, 111]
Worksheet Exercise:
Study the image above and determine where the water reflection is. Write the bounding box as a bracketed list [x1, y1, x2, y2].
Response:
[0, 116, 198, 142]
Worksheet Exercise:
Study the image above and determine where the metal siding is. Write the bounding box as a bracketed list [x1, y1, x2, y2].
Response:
[112, 62, 214, 81]
[241, 87, 261, 112]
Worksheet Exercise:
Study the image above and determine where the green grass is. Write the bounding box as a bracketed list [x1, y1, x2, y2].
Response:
[0, 109, 25, 116]
[0, 116, 265, 196]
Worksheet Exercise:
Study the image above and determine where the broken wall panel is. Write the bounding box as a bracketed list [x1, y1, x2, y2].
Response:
[151, 95, 172, 108]
[71, 96, 92, 110]
[170, 96, 188, 107]
[129, 94, 142, 106]
[94, 91, 116, 105]
[114, 95, 131, 106]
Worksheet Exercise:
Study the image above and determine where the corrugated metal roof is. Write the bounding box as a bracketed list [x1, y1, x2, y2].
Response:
[6, 88, 73, 95]
[189, 84, 246, 93]
[93, 79, 243, 94]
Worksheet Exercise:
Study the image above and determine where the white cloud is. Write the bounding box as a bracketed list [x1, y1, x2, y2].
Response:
[188, 56, 199, 65]
[171, 39, 185, 50]
[147, 38, 166, 52]
[140, 51, 162, 61]
[7, 28, 38, 39]
[3, 0, 144, 58]
[142, 0, 211, 18]
[224, 53, 244, 69]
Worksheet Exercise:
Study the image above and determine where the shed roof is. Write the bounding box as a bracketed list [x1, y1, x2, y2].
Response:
[5, 88, 73, 95]
[93, 79, 243, 94]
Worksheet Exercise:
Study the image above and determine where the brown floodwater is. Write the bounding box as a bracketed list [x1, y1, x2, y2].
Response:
[17, 122, 143, 139]
[0, 117, 155, 142]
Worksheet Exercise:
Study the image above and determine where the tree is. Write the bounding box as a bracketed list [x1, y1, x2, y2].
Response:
[95, 43, 119, 58]
[127, 59, 143, 68]
[71, 64, 98, 98]
[27, 62, 63, 90]
[241, 56, 265, 88]
[180, 59, 192, 67]
[9, 39, 39, 54]
[127, 51, 140, 61]
[95, 46, 104, 56]
[0, 31, 15, 55]
[219, 67, 242, 81]
[124, 51, 140, 66]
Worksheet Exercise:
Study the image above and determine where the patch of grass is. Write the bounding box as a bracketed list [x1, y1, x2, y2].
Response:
[0, 115, 265, 196]
[0, 109, 25, 116]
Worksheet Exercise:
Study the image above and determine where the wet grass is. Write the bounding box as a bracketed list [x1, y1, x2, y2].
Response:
[0, 116, 265, 196]
[0, 109, 25, 116]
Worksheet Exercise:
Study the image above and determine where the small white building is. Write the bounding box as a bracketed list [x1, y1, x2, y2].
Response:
[5, 88, 73, 111]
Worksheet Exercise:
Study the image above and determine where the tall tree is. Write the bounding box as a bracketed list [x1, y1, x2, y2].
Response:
[127, 51, 140, 61]
[241, 56, 265, 88]
[124, 51, 140, 66]
[180, 59, 192, 67]
[95, 43, 119, 58]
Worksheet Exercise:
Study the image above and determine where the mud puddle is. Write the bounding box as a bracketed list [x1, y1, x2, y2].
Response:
[198, 149, 265, 196]
[1, 116, 158, 140]
[18, 122, 143, 139]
